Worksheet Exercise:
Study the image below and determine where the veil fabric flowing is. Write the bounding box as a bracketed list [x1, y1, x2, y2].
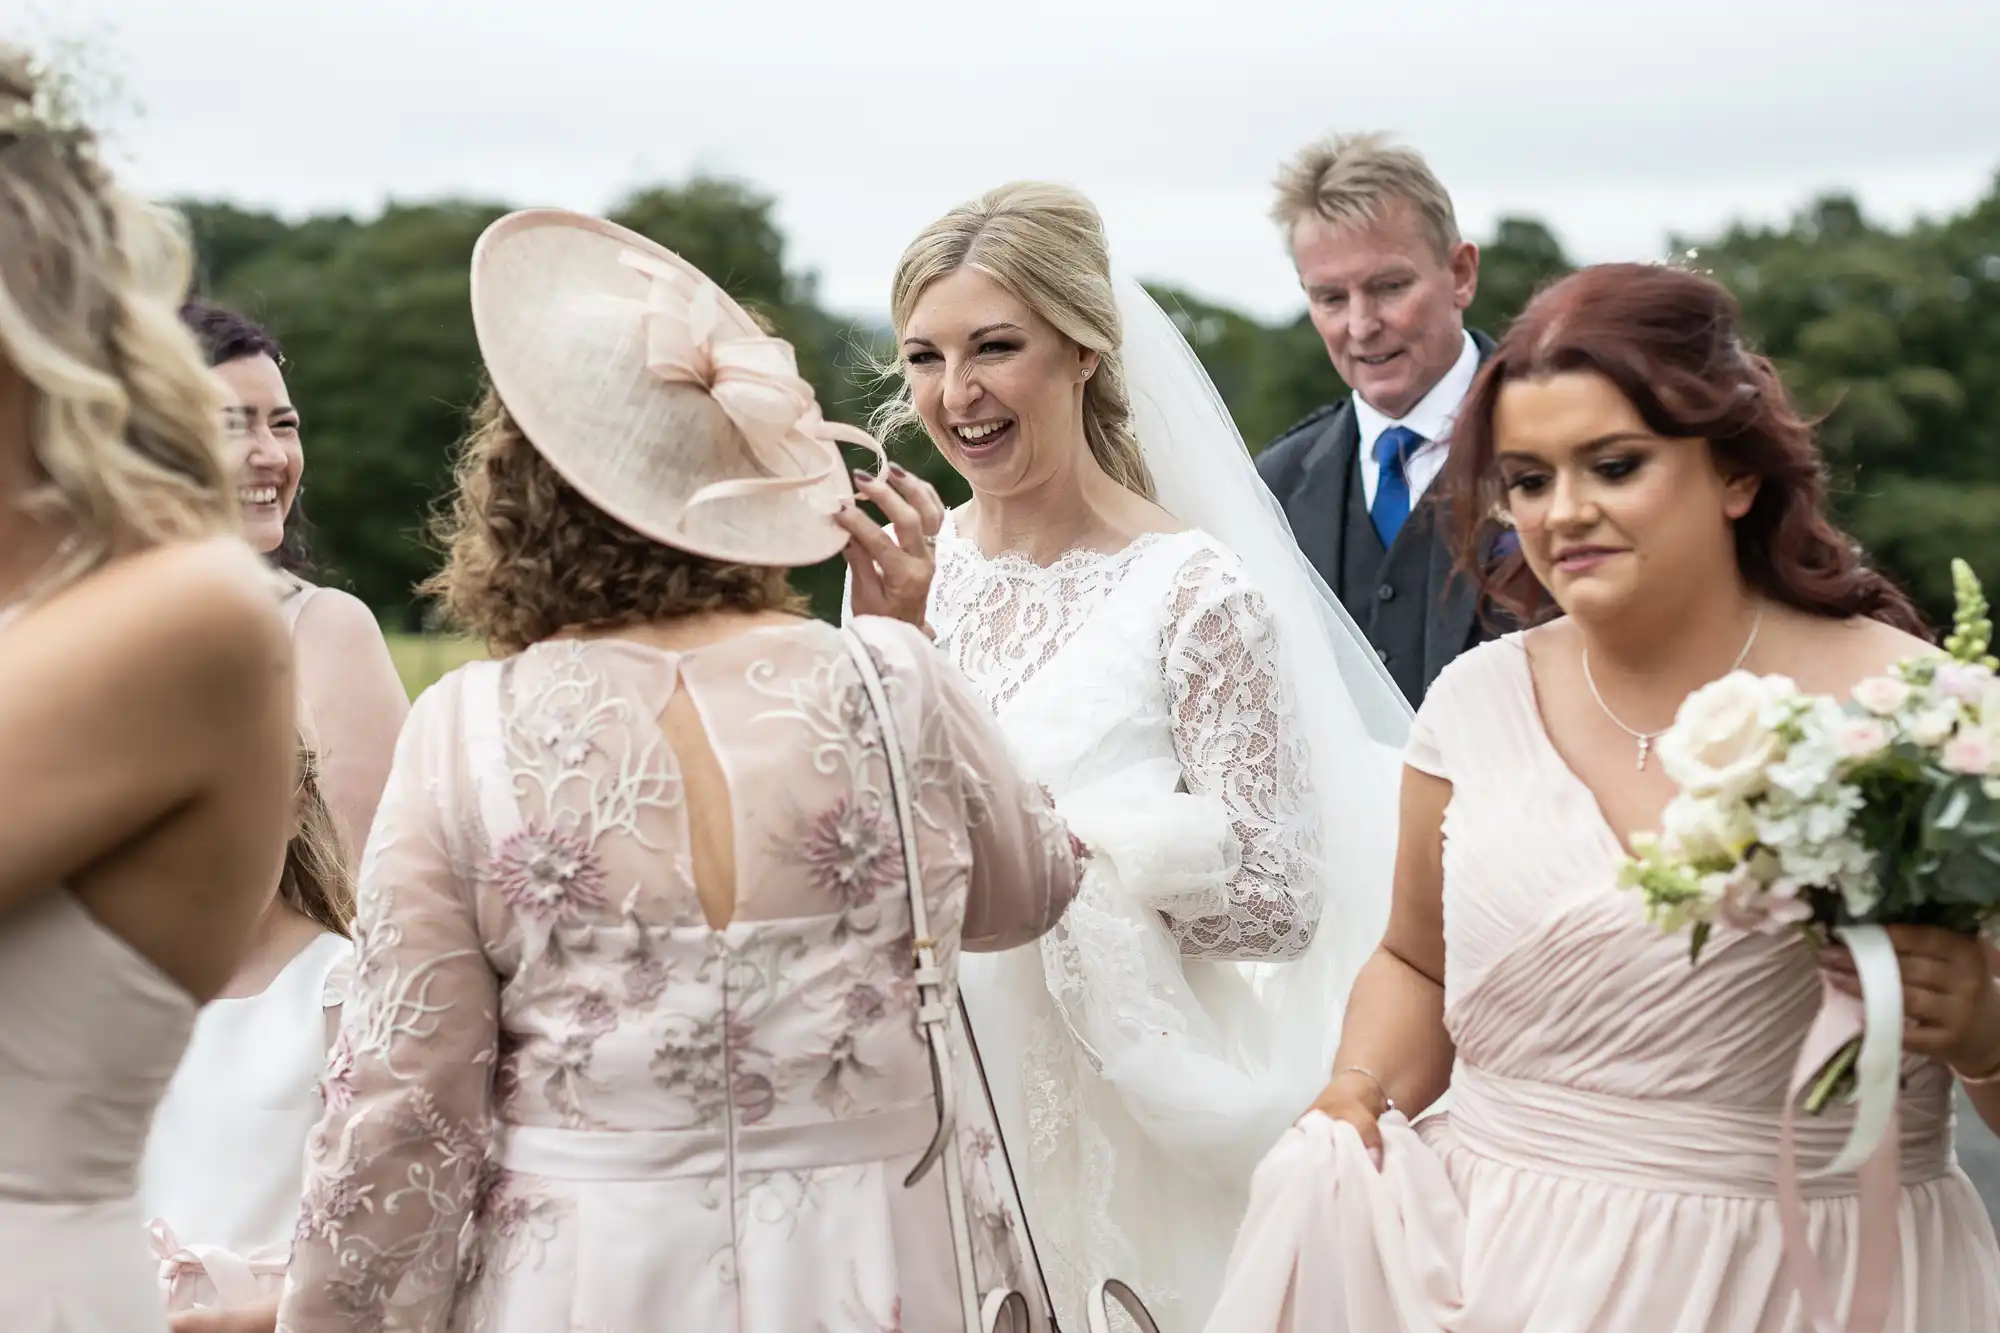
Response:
[1112, 272, 1410, 1099]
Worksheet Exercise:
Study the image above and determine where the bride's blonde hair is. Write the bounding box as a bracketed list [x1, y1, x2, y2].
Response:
[876, 181, 1156, 500]
[0, 45, 234, 602]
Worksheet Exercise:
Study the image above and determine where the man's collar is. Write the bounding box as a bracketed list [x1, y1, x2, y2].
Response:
[1352, 330, 1480, 456]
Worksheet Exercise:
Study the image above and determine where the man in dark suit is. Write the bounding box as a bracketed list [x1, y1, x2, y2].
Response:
[1256, 132, 1495, 707]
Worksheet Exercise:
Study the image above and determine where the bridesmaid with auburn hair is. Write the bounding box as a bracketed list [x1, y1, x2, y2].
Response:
[1233, 263, 2000, 1331]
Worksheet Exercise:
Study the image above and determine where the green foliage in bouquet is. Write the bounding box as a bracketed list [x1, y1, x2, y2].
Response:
[1622, 560, 2000, 962]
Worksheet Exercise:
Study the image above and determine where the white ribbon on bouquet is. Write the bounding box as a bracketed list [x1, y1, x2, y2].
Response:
[1776, 923, 1905, 1333]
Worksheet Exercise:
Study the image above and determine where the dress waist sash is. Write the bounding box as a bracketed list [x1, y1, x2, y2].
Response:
[1446, 1063, 1952, 1199]
[492, 1101, 938, 1182]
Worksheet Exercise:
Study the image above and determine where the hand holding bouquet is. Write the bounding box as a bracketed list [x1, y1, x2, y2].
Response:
[1621, 559, 2000, 1107]
[1619, 559, 2000, 1331]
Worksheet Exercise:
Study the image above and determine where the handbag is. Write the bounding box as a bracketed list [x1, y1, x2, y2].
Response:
[839, 627, 1163, 1333]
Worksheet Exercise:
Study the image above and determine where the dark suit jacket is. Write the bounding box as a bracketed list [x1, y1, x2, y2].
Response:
[1256, 331, 1499, 705]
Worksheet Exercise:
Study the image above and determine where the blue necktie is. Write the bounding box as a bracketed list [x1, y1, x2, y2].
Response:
[1370, 425, 1424, 548]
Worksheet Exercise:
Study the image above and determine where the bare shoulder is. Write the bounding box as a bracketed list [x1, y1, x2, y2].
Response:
[1784, 611, 1933, 692]
[49, 538, 288, 665]
[293, 585, 393, 656]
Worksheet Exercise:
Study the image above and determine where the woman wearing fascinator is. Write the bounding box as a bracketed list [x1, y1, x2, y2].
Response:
[276, 209, 1082, 1332]
[841, 181, 1411, 1330]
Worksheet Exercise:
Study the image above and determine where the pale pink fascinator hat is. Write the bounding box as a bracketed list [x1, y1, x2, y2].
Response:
[469, 208, 884, 567]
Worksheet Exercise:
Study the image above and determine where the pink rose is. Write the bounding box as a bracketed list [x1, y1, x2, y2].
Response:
[1714, 867, 1813, 935]
[1941, 732, 1997, 776]
[1851, 676, 1912, 717]
[1933, 663, 1996, 706]
[1834, 717, 1892, 761]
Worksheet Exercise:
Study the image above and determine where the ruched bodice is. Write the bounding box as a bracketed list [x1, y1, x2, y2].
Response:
[1351, 636, 2000, 1331]
[0, 890, 197, 1329]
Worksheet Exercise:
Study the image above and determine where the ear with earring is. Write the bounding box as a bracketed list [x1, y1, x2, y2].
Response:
[1487, 500, 1516, 529]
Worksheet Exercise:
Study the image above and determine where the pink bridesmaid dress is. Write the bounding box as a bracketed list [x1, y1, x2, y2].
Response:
[0, 891, 197, 1331]
[1221, 636, 2000, 1332]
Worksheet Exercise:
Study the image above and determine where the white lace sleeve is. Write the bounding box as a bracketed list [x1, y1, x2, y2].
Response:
[1158, 544, 1322, 960]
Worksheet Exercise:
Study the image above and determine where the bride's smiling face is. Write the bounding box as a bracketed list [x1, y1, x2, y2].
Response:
[901, 267, 1098, 498]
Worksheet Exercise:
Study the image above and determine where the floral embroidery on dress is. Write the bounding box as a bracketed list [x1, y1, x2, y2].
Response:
[490, 824, 609, 922]
[799, 797, 903, 909]
[278, 624, 1080, 1333]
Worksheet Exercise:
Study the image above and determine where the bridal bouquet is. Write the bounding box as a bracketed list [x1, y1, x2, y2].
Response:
[1620, 559, 2000, 1113]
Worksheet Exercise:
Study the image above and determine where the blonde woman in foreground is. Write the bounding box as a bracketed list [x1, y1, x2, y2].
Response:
[0, 45, 295, 1332]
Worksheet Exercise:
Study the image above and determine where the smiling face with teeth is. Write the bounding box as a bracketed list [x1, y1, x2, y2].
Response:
[900, 267, 1099, 501]
[212, 353, 303, 555]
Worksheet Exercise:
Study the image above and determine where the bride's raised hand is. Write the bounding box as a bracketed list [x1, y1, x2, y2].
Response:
[838, 463, 945, 631]
[1305, 1067, 1391, 1170]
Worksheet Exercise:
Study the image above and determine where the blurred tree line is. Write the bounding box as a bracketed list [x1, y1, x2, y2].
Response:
[180, 172, 2000, 632]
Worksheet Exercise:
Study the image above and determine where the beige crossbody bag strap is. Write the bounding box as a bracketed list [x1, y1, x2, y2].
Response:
[839, 628, 1033, 1333]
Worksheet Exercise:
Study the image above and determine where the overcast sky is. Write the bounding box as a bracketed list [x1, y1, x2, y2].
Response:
[34, 0, 2000, 319]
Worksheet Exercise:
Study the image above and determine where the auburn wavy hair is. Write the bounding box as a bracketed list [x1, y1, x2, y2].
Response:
[1443, 263, 1924, 637]
[423, 386, 802, 653]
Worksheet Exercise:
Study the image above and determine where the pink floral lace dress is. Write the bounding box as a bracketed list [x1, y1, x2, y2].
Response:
[275, 618, 1080, 1333]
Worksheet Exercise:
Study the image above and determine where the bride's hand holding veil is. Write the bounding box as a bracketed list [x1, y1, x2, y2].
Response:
[836, 464, 946, 630]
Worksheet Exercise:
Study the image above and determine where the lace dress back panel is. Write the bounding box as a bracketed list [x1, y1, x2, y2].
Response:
[276, 618, 1080, 1333]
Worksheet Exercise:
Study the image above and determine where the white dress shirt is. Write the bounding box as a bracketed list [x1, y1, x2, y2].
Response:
[1354, 330, 1480, 511]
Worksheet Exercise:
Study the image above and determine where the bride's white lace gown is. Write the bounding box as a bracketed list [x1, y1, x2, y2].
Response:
[925, 512, 1321, 1331]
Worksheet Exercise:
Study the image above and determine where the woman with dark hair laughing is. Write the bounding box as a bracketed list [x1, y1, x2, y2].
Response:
[182, 299, 407, 852]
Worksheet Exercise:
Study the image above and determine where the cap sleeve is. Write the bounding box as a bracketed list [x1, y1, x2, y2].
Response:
[1404, 661, 1463, 780]
[1405, 703, 1446, 779]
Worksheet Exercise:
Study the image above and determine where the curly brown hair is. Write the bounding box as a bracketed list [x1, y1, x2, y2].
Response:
[423, 386, 804, 654]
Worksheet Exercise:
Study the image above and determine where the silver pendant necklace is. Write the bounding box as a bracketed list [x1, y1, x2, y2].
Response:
[1582, 612, 1763, 771]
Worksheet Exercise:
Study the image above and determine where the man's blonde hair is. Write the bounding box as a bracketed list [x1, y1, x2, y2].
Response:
[1270, 132, 1461, 260]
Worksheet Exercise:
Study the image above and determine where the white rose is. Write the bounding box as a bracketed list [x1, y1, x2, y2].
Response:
[1661, 792, 1756, 865]
[1910, 706, 1960, 748]
[1851, 676, 1913, 717]
[1657, 672, 1795, 800]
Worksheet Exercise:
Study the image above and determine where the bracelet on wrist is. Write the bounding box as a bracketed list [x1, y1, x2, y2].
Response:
[1332, 1065, 1396, 1114]
[1951, 1047, 2000, 1086]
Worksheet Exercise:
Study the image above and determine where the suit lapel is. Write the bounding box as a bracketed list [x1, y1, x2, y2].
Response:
[1294, 402, 1359, 587]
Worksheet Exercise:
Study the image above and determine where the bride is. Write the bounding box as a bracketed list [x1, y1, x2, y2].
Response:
[841, 181, 1411, 1330]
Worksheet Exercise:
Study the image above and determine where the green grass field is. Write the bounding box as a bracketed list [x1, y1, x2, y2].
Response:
[385, 633, 487, 698]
